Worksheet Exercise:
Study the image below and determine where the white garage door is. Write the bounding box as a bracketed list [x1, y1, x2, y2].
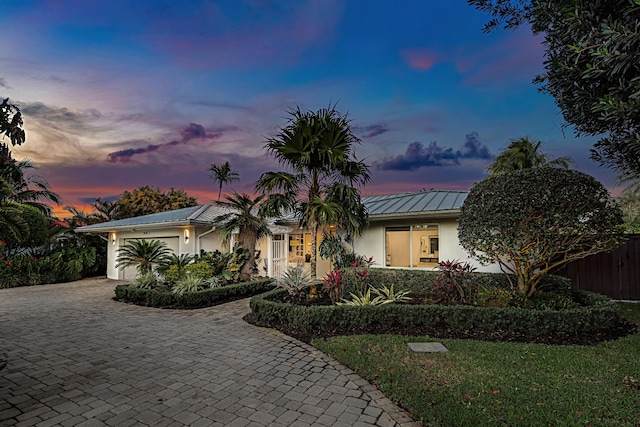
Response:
[121, 237, 180, 280]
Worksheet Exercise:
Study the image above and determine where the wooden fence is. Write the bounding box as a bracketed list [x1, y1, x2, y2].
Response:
[555, 235, 640, 300]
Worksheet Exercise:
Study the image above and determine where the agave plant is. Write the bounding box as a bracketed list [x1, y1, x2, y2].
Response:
[277, 265, 318, 297]
[172, 274, 206, 296]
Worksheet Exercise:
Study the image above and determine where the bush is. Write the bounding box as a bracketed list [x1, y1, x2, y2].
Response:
[114, 278, 275, 309]
[184, 261, 214, 280]
[250, 287, 623, 340]
[459, 167, 624, 296]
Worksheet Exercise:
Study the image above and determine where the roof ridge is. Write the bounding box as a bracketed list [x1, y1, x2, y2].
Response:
[187, 204, 213, 220]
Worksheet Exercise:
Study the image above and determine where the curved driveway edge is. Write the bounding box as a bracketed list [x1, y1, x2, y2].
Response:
[0, 278, 418, 427]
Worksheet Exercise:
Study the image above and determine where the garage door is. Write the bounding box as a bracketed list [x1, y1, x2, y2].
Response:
[121, 237, 180, 280]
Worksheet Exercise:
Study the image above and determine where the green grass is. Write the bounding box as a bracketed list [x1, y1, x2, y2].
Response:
[312, 302, 640, 426]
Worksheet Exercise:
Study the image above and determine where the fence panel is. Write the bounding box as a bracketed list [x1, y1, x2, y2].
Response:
[555, 235, 639, 300]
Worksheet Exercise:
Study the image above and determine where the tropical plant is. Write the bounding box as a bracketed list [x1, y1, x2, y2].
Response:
[90, 197, 120, 223]
[469, 0, 640, 178]
[172, 274, 206, 296]
[115, 239, 173, 277]
[318, 232, 362, 268]
[459, 168, 625, 296]
[0, 159, 61, 216]
[0, 203, 48, 254]
[433, 260, 477, 304]
[338, 288, 385, 306]
[487, 137, 572, 175]
[0, 199, 28, 244]
[322, 268, 345, 304]
[183, 261, 214, 280]
[256, 105, 370, 278]
[210, 192, 270, 281]
[371, 284, 412, 304]
[157, 253, 195, 275]
[209, 161, 239, 201]
[197, 250, 233, 275]
[277, 265, 318, 299]
[132, 272, 159, 290]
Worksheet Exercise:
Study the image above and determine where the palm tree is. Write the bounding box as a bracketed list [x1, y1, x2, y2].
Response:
[0, 177, 28, 243]
[209, 161, 240, 201]
[255, 105, 371, 277]
[90, 197, 120, 223]
[210, 192, 271, 281]
[487, 137, 573, 176]
[115, 239, 173, 277]
[1, 159, 60, 216]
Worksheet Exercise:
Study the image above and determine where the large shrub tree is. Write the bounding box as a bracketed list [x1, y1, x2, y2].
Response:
[115, 186, 197, 219]
[468, 0, 640, 178]
[459, 168, 624, 296]
[256, 105, 370, 277]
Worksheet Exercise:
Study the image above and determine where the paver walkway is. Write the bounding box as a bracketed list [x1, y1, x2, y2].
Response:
[0, 278, 417, 427]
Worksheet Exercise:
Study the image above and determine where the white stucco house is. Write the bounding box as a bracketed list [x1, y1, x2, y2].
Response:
[76, 190, 500, 280]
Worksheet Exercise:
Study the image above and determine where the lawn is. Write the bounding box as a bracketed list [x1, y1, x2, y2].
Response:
[311, 302, 640, 426]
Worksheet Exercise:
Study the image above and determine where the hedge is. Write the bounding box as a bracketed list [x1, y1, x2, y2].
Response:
[353, 268, 513, 294]
[114, 278, 275, 309]
[249, 288, 621, 338]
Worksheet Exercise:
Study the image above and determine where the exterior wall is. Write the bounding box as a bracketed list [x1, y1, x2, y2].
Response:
[353, 218, 501, 273]
[107, 226, 223, 280]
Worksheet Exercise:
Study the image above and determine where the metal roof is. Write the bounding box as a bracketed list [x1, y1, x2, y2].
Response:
[75, 204, 233, 233]
[76, 190, 468, 232]
[363, 191, 467, 219]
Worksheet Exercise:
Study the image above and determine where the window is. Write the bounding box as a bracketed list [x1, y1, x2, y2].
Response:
[385, 224, 439, 268]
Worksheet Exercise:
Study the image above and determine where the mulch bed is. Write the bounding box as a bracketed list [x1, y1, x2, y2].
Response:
[243, 313, 638, 346]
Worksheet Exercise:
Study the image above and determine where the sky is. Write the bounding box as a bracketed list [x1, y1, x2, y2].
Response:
[0, 0, 621, 217]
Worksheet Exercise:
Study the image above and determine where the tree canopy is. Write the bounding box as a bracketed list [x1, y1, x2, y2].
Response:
[459, 167, 624, 296]
[487, 137, 572, 175]
[210, 192, 270, 281]
[468, 0, 640, 178]
[114, 186, 198, 219]
[209, 161, 239, 201]
[256, 105, 370, 277]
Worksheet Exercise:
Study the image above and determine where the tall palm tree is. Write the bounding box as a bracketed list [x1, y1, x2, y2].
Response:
[255, 105, 371, 277]
[487, 137, 573, 176]
[0, 177, 28, 243]
[209, 161, 240, 201]
[115, 239, 173, 277]
[211, 192, 271, 281]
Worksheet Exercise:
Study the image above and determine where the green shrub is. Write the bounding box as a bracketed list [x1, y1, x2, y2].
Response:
[162, 264, 186, 285]
[250, 288, 622, 339]
[198, 250, 232, 275]
[114, 278, 275, 309]
[184, 261, 214, 280]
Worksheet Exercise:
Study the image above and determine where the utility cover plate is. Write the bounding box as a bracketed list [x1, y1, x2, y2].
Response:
[407, 342, 448, 353]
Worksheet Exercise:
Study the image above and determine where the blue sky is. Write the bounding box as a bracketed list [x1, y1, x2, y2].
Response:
[0, 0, 618, 216]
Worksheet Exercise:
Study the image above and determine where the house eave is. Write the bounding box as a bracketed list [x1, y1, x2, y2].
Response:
[76, 220, 209, 233]
[368, 209, 460, 221]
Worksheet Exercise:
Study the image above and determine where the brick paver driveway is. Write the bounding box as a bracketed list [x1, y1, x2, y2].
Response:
[0, 278, 417, 427]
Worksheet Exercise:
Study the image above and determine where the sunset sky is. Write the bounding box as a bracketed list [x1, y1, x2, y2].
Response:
[0, 0, 620, 217]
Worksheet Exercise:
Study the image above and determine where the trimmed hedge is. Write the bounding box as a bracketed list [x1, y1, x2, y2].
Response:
[114, 278, 275, 309]
[342, 267, 513, 295]
[249, 288, 622, 338]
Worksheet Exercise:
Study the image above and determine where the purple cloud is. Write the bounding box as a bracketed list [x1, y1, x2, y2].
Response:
[357, 123, 389, 138]
[106, 123, 222, 163]
[375, 132, 492, 171]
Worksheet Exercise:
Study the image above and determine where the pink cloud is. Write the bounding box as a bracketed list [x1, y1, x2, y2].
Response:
[402, 49, 439, 71]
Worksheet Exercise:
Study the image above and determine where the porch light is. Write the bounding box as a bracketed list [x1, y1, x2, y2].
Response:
[111, 233, 116, 245]
[184, 229, 190, 243]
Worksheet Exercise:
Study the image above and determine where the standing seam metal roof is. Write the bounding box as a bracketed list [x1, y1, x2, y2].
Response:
[76, 191, 469, 232]
[363, 191, 467, 216]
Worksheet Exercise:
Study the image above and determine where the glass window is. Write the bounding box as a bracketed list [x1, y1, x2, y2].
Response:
[385, 224, 439, 268]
